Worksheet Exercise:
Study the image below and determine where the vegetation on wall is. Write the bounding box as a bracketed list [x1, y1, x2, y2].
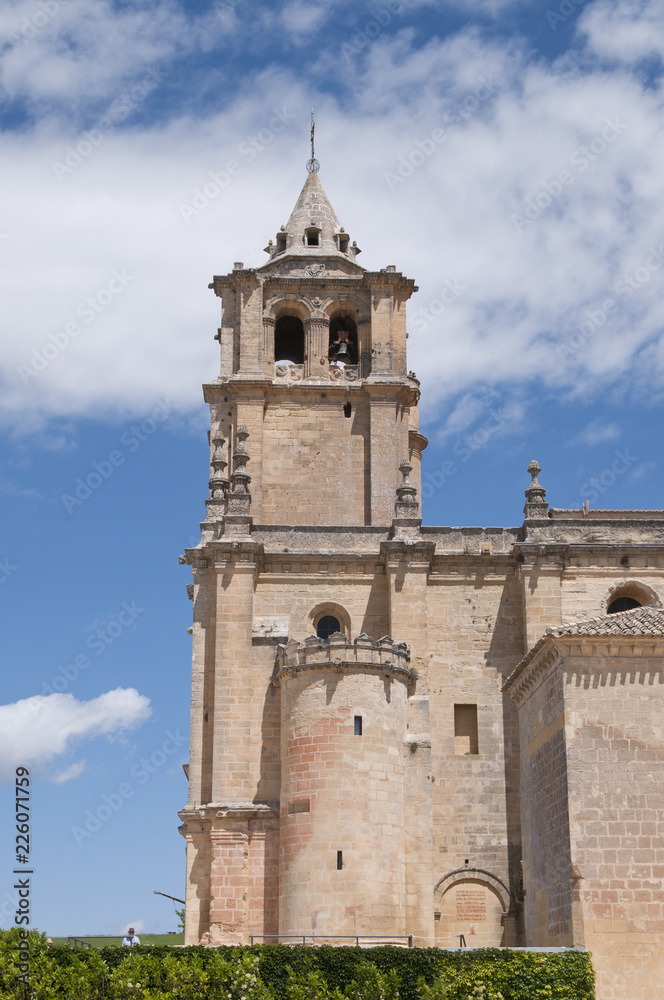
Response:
[0, 930, 595, 1000]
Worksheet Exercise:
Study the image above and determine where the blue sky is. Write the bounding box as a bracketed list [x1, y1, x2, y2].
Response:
[1, 0, 663, 937]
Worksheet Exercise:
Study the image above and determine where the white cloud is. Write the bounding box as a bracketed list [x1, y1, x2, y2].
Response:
[568, 418, 622, 447]
[631, 459, 656, 480]
[1, 14, 664, 427]
[580, 0, 664, 64]
[0, 0, 223, 109]
[107, 918, 146, 936]
[0, 688, 151, 782]
[52, 760, 86, 784]
[280, 1, 329, 38]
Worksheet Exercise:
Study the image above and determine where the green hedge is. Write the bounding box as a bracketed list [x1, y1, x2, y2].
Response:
[0, 930, 595, 999]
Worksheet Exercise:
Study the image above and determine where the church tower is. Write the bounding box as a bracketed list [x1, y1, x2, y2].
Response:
[179, 153, 664, 991]
[178, 159, 433, 946]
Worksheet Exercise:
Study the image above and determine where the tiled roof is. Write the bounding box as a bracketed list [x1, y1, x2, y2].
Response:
[546, 605, 664, 638]
[504, 605, 664, 692]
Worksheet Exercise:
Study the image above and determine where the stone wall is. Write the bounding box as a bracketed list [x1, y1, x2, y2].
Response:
[507, 636, 664, 999]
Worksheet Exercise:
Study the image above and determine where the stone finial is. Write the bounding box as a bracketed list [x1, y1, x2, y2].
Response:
[395, 459, 419, 518]
[208, 433, 228, 500]
[226, 426, 251, 517]
[523, 459, 549, 519]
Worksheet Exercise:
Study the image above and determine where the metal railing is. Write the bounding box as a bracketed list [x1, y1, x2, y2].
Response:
[67, 937, 93, 949]
[250, 934, 413, 948]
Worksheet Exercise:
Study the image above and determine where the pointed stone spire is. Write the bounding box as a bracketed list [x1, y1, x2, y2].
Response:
[523, 459, 549, 519]
[263, 170, 361, 265]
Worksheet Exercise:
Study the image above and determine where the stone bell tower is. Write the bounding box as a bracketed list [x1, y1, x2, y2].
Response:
[178, 159, 433, 946]
[206, 163, 427, 527]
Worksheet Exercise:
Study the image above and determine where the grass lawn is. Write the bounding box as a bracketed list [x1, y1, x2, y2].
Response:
[49, 933, 184, 948]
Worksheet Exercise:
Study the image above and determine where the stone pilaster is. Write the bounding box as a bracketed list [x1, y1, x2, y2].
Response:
[304, 316, 329, 379]
[210, 542, 261, 803]
[262, 315, 276, 377]
[382, 537, 435, 946]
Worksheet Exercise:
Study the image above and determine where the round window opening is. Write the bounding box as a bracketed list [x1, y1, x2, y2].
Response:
[607, 596, 642, 614]
[316, 615, 341, 640]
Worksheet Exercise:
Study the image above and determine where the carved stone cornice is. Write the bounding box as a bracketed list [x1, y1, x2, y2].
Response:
[178, 802, 279, 829]
[381, 538, 436, 571]
[504, 631, 664, 706]
[503, 643, 563, 706]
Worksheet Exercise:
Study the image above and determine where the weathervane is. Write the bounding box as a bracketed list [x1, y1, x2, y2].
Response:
[306, 109, 320, 173]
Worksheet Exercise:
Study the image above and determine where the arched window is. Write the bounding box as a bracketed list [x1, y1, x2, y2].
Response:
[275, 316, 304, 364]
[607, 596, 642, 614]
[316, 615, 341, 640]
[310, 603, 351, 639]
[604, 581, 658, 615]
[328, 314, 358, 364]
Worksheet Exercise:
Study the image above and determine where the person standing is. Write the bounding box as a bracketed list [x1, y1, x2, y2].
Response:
[121, 927, 140, 946]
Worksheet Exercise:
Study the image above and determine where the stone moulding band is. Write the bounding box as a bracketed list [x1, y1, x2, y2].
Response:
[274, 632, 413, 687]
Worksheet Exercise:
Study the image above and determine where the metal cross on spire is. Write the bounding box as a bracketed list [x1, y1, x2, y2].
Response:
[306, 109, 320, 173]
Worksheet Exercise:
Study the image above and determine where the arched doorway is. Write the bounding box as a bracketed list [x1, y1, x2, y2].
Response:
[434, 869, 510, 948]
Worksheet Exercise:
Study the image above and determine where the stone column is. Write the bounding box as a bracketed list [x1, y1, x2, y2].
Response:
[304, 316, 329, 379]
[262, 316, 275, 378]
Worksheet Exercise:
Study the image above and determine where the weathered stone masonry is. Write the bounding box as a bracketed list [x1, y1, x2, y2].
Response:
[178, 165, 664, 998]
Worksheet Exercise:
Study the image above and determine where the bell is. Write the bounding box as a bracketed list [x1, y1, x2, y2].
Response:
[335, 340, 350, 360]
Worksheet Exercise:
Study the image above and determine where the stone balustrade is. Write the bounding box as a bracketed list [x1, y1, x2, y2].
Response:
[273, 362, 360, 383]
[274, 632, 413, 686]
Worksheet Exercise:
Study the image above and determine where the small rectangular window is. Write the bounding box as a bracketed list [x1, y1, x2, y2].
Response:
[354, 715, 362, 736]
[289, 799, 310, 814]
[337, 850, 343, 870]
[454, 704, 479, 755]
